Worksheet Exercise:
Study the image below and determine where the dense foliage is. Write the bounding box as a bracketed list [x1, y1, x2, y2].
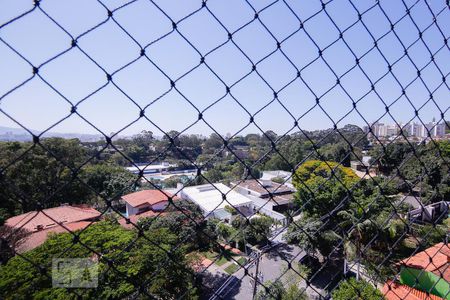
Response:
[0, 124, 369, 221]
[286, 141, 449, 281]
[0, 221, 198, 299]
[286, 160, 411, 267]
[332, 278, 383, 300]
[370, 141, 450, 203]
[0, 139, 138, 223]
[214, 214, 276, 248]
[255, 280, 307, 300]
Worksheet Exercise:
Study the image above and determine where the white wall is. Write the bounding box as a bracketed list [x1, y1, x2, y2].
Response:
[126, 203, 140, 217]
[125, 201, 168, 216]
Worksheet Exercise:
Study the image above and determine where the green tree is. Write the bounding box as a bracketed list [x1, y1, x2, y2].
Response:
[285, 218, 323, 255]
[244, 216, 274, 245]
[216, 222, 237, 243]
[0, 139, 90, 216]
[292, 160, 359, 218]
[255, 280, 285, 300]
[82, 164, 137, 204]
[0, 221, 198, 299]
[255, 281, 307, 300]
[319, 142, 352, 167]
[332, 278, 383, 300]
[204, 168, 224, 183]
[283, 284, 307, 300]
[203, 133, 223, 154]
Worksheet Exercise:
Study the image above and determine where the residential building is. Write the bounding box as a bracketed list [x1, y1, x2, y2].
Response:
[394, 243, 450, 299]
[179, 183, 253, 221]
[230, 179, 294, 225]
[350, 156, 378, 178]
[3, 205, 101, 253]
[5, 205, 101, 233]
[122, 189, 176, 217]
[230, 179, 295, 210]
[386, 124, 399, 137]
[426, 120, 446, 137]
[383, 280, 444, 300]
[14, 221, 94, 253]
[118, 210, 167, 229]
[367, 119, 446, 139]
[407, 201, 449, 224]
[227, 145, 250, 159]
[126, 162, 175, 175]
[260, 170, 293, 188]
[405, 122, 423, 137]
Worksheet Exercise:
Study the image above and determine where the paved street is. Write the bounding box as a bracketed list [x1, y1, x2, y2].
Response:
[212, 243, 310, 299]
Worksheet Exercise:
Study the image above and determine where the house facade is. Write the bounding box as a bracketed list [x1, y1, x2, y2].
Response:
[179, 183, 253, 222]
[121, 189, 175, 217]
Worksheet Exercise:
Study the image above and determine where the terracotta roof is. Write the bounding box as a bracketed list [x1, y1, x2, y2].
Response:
[16, 221, 94, 253]
[220, 243, 243, 255]
[400, 243, 450, 281]
[5, 206, 101, 232]
[118, 210, 166, 229]
[190, 257, 213, 273]
[122, 190, 176, 208]
[383, 280, 444, 300]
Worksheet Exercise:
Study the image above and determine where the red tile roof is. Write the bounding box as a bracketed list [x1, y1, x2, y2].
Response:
[383, 280, 444, 300]
[220, 243, 243, 255]
[400, 243, 450, 282]
[5, 205, 101, 232]
[16, 221, 94, 253]
[191, 258, 213, 273]
[118, 210, 166, 229]
[122, 190, 177, 208]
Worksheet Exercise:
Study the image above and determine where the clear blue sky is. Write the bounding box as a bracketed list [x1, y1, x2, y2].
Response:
[0, 0, 448, 137]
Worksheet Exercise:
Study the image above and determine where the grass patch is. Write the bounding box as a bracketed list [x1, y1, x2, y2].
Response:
[201, 251, 218, 260]
[216, 256, 229, 266]
[224, 263, 240, 274]
[237, 257, 247, 265]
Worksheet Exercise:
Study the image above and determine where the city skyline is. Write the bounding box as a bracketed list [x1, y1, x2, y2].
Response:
[0, 116, 447, 142]
[364, 117, 448, 137]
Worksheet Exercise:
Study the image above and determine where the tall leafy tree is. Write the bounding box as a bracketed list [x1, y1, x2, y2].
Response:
[0, 221, 199, 299]
[332, 278, 383, 300]
[0, 139, 90, 216]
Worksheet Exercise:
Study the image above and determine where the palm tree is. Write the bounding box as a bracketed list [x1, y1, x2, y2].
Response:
[338, 208, 373, 280]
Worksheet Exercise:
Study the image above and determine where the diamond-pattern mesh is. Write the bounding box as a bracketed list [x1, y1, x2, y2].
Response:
[0, 0, 449, 299]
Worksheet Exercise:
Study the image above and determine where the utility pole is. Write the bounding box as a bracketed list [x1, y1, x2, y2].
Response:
[252, 252, 261, 299]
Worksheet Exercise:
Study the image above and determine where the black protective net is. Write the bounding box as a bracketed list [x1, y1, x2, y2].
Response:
[0, 0, 449, 299]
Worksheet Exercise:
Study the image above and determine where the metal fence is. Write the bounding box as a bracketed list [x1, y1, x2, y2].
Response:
[0, 0, 449, 299]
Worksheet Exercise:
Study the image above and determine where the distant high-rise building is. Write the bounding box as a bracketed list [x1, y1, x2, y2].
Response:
[386, 124, 399, 137]
[367, 119, 445, 139]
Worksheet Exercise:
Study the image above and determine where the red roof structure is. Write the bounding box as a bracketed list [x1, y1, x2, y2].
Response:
[383, 280, 444, 300]
[399, 242, 450, 281]
[16, 221, 94, 253]
[5, 205, 101, 232]
[118, 210, 166, 229]
[122, 190, 177, 208]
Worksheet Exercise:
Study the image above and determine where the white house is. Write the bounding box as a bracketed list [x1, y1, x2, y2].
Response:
[125, 162, 175, 175]
[179, 183, 253, 221]
[122, 189, 175, 217]
[230, 179, 293, 225]
[260, 170, 294, 188]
